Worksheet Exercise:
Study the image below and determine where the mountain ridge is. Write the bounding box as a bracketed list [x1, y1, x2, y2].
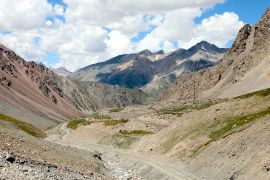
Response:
[70, 41, 227, 96]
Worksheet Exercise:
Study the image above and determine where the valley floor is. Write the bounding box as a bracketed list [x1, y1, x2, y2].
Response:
[2, 89, 270, 179]
[45, 123, 197, 180]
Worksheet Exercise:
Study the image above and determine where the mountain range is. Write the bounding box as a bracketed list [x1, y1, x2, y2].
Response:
[70, 41, 227, 96]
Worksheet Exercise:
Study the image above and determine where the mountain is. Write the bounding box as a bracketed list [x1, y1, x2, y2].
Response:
[161, 8, 270, 101]
[69, 41, 227, 96]
[0, 45, 148, 129]
[51, 67, 71, 77]
[0, 45, 81, 129]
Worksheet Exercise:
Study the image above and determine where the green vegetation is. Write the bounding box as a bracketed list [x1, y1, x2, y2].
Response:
[67, 119, 90, 129]
[161, 106, 270, 156]
[191, 106, 270, 158]
[209, 106, 270, 140]
[101, 134, 138, 149]
[109, 108, 124, 113]
[99, 129, 150, 149]
[92, 113, 111, 120]
[103, 119, 128, 126]
[158, 102, 215, 117]
[0, 114, 45, 138]
[234, 88, 270, 99]
[119, 130, 152, 135]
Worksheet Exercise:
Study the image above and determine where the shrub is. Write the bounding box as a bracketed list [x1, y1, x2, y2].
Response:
[103, 119, 128, 126]
[92, 113, 111, 120]
[158, 102, 214, 117]
[67, 119, 90, 129]
[109, 108, 124, 113]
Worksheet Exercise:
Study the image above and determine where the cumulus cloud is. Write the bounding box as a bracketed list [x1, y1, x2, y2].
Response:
[0, 31, 44, 60]
[0, 0, 52, 31]
[180, 12, 245, 48]
[0, 0, 245, 71]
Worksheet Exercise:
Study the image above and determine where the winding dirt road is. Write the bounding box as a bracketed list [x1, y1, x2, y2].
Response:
[46, 123, 197, 180]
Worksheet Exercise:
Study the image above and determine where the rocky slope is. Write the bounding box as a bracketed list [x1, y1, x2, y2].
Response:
[0, 45, 148, 129]
[60, 79, 148, 113]
[0, 124, 109, 179]
[161, 8, 270, 101]
[70, 41, 227, 96]
[0, 45, 81, 129]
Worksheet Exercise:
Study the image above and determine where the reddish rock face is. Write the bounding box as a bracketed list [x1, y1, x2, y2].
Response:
[0, 45, 82, 122]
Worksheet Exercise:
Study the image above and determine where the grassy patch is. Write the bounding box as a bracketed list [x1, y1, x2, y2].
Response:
[67, 119, 90, 129]
[103, 119, 128, 126]
[99, 133, 138, 149]
[109, 108, 124, 113]
[110, 134, 138, 149]
[158, 102, 215, 117]
[209, 106, 270, 141]
[119, 130, 152, 135]
[92, 113, 111, 120]
[162, 106, 270, 156]
[0, 114, 45, 138]
[191, 107, 270, 157]
[234, 88, 270, 99]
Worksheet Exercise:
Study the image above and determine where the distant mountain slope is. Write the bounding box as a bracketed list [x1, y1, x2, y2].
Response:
[0, 45, 148, 129]
[69, 41, 227, 96]
[51, 67, 71, 77]
[160, 8, 270, 101]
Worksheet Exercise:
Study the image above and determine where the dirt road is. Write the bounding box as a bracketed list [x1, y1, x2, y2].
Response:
[46, 123, 197, 180]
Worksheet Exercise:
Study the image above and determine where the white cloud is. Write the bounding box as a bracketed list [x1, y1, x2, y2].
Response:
[150, 8, 202, 41]
[0, 0, 52, 31]
[180, 12, 245, 48]
[0, 31, 44, 60]
[105, 31, 133, 57]
[0, 0, 245, 71]
[46, 20, 53, 27]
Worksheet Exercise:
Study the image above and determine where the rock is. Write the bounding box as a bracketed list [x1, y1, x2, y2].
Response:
[263, 163, 270, 172]
[5, 153, 15, 163]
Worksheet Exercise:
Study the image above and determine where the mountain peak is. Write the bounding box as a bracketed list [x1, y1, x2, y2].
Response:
[194, 41, 216, 50]
[52, 66, 71, 76]
[155, 50, 165, 55]
[138, 49, 152, 56]
[57, 66, 70, 71]
[189, 40, 227, 54]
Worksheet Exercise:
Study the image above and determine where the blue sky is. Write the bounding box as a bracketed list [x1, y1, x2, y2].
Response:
[196, 0, 270, 25]
[0, 0, 269, 71]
